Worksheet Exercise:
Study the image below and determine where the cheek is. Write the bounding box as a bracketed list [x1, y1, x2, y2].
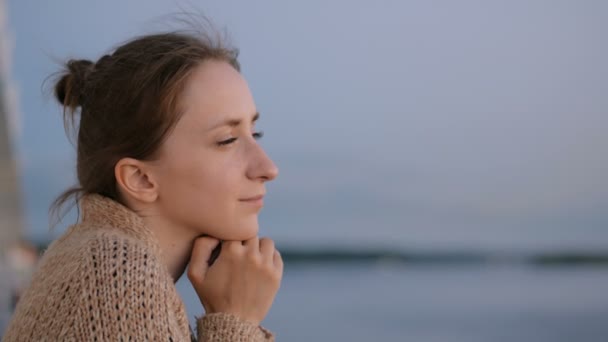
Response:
[155, 143, 258, 239]
[165, 154, 232, 198]
[159, 153, 243, 222]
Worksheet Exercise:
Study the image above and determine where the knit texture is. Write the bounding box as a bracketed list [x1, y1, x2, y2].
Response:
[2, 194, 275, 341]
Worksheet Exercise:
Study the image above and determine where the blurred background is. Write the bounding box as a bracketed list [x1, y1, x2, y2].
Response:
[1, 0, 608, 341]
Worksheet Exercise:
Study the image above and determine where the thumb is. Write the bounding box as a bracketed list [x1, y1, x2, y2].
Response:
[188, 236, 220, 284]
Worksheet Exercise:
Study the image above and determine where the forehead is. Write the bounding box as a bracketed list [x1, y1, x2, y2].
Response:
[178, 60, 255, 127]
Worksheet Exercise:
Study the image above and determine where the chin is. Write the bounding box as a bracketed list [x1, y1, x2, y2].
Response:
[220, 221, 259, 241]
[238, 225, 259, 241]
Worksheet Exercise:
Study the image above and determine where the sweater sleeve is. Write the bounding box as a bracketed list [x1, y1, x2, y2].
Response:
[77, 234, 191, 341]
[196, 313, 275, 341]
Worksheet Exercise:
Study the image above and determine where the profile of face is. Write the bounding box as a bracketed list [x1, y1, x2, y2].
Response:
[147, 60, 278, 241]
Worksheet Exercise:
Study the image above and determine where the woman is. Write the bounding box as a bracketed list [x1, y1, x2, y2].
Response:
[3, 26, 282, 341]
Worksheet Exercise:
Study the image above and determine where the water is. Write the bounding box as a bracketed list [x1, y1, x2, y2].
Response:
[177, 263, 608, 342]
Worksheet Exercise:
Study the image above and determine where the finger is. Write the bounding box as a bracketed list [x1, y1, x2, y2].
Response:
[273, 249, 283, 271]
[259, 238, 275, 262]
[243, 236, 260, 252]
[224, 240, 244, 255]
[187, 236, 220, 283]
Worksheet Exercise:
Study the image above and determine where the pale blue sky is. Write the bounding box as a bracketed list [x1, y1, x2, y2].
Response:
[6, 0, 608, 251]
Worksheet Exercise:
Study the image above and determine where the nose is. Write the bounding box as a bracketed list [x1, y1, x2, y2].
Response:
[247, 142, 279, 182]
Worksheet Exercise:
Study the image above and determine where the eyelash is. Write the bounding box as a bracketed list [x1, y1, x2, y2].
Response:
[217, 131, 264, 146]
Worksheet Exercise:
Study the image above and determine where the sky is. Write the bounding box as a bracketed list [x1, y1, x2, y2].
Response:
[5, 0, 608, 251]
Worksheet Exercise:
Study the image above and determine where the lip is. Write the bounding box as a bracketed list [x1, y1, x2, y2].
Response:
[239, 194, 265, 206]
[240, 194, 265, 201]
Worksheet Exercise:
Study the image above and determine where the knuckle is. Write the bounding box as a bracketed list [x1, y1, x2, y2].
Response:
[267, 241, 276, 250]
[262, 237, 275, 245]
[187, 268, 199, 282]
[225, 248, 242, 261]
[225, 242, 243, 254]
[248, 252, 263, 266]
[262, 260, 274, 271]
[269, 268, 282, 282]
[195, 237, 213, 248]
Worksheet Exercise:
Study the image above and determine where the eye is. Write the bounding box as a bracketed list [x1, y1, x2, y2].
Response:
[217, 137, 237, 146]
[253, 130, 264, 140]
[216, 131, 264, 146]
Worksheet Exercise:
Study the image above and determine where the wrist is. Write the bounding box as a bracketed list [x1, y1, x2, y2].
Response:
[197, 312, 269, 340]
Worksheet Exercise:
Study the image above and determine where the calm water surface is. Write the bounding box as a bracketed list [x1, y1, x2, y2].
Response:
[177, 262, 608, 342]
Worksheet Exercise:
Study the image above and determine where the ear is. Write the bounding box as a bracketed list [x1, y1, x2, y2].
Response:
[114, 157, 158, 204]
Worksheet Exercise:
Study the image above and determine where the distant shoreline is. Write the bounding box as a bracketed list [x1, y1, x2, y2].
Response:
[274, 247, 608, 266]
[30, 240, 608, 266]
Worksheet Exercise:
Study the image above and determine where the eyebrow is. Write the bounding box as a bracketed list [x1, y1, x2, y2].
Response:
[207, 112, 260, 132]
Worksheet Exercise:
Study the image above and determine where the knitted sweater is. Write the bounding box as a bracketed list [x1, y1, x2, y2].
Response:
[2, 194, 275, 341]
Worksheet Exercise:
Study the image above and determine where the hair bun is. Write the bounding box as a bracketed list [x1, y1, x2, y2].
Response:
[54, 59, 94, 108]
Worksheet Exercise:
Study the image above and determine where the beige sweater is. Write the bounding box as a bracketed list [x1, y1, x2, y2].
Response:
[2, 194, 275, 341]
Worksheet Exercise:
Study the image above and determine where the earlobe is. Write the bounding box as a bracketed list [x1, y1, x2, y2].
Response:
[114, 158, 158, 203]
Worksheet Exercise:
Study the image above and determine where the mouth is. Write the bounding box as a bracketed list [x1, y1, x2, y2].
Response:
[239, 194, 265, 207]
[240, 194, 264, 201]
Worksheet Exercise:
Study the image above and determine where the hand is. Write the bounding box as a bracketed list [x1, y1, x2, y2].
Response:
[187, 236, 283, 325]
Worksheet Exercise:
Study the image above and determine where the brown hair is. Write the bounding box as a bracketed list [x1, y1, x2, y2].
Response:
[50, 28, 240, 226]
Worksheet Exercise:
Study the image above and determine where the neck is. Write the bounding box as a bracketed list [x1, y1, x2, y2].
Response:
[140, 212, 197, 282]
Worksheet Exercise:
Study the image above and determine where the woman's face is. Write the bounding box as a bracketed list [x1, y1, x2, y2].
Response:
[151, 60, 278, 241]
